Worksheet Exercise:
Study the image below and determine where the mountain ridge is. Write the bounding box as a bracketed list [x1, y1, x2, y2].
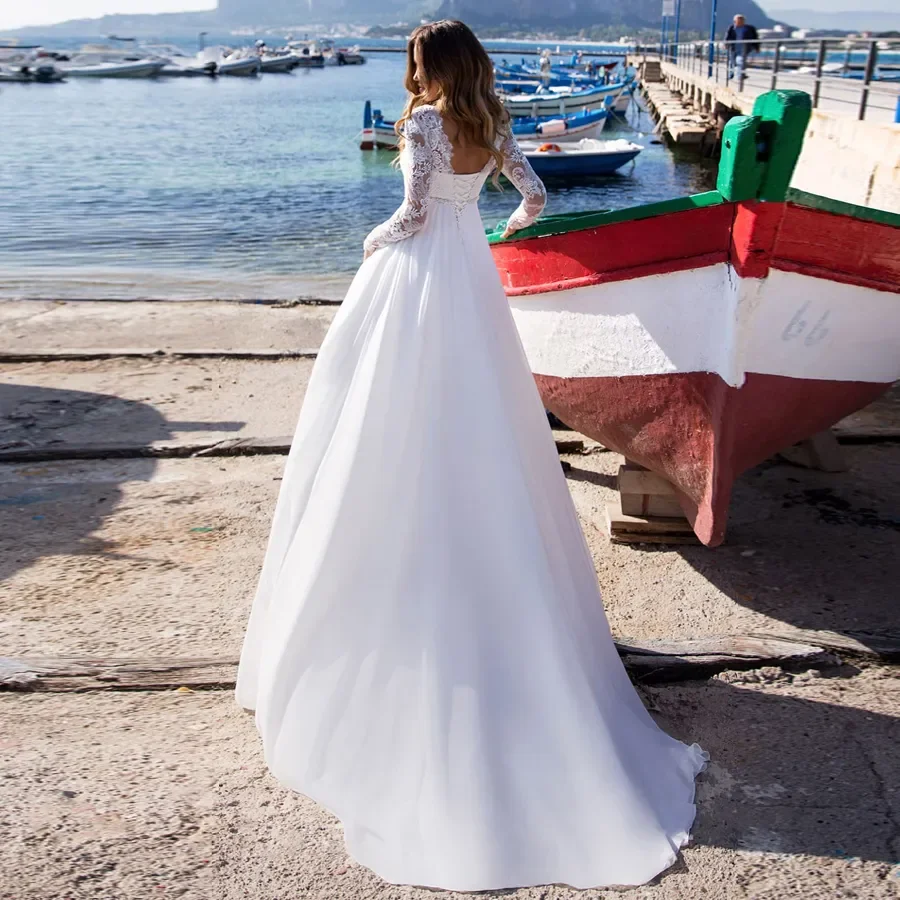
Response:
[436, 0, 778, 32]
[2, 0, 781, 37]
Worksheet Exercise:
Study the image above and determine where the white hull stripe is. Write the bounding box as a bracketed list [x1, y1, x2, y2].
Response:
[509, 265, 900, 387]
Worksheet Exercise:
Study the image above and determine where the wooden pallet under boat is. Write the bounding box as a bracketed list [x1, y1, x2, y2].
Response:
[489, 90, 900, 547]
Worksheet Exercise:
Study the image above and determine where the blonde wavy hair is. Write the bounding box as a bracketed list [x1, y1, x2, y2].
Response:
[396, 20, 509, 184]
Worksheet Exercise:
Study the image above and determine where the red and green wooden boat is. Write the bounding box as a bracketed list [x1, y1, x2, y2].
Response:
[489, 90, 900, 547]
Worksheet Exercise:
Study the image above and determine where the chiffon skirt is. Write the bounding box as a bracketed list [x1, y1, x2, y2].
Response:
[236, 202, 707, 891]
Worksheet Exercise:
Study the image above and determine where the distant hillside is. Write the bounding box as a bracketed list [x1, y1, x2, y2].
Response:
[216, 0, 421, 24]
[0, 1, 416, 37]
[0, 11, 219, 39]
[436, 0, 778, 33]
[1, 0, 787, 38]
[766, 9, 899, 31]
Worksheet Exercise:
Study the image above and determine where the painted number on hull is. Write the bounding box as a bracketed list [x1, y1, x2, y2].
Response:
[781, 301, 831, 347]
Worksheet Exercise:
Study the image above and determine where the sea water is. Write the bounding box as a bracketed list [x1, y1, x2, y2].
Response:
[0, 47, 715, 301]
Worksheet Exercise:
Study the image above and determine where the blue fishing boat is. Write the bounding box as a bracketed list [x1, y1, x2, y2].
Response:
[511, 107, 609, 141]
[360, 102, 609, 150]
[518, 138, 643, 177]
[494, 66, 597, 89]
[503, 80, 632, 117]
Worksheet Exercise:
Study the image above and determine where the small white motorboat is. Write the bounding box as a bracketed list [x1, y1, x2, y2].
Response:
[326, 42, 365, 65]
[161, 58, 217, 77]
[286, 41, 325, 68]
[207, 48, 261, 77]
[0, 47, 66, 82]
[145, 44, 217, 77]
[0, 62, 63, 82]
[259, 53, 298, 73]
[63, 56, 166, 78]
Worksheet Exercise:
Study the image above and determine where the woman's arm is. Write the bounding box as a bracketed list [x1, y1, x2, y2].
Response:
[363, 108, 438, 258]
[499, 130, 547, 239]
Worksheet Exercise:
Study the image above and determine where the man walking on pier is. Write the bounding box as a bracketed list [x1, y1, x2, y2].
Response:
[726, 14, 760, 87]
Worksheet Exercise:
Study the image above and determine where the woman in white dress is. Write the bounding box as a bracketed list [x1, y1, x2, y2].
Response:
[237, 19, 707, 892]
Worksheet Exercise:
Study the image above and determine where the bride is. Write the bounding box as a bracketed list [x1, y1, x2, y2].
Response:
[236, 19, 706, 892]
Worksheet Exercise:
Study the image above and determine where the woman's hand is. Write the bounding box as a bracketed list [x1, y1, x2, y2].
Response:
[500, 225, 516, 240]
[363, 246, 373, 262]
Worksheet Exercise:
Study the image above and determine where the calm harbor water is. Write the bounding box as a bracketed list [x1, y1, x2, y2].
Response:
[0, 46, 715, 301]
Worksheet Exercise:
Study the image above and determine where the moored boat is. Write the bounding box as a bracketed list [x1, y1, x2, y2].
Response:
[63, 57, 166, 78]
[503, 80, 631, 117]
[160, 59, 217, 77]
[287, 41, 326, 68]
[360, 102, 610, 150]
[259, 52, 299, 73]
[518, 138, 642, 177]
[489, 90, 900, 546]
[146, 44, 217, 77]
[512, 108, 609, 141]
[213, 51, 261, 77]
[360, 100, 393, 150]
[0, 62, 65, 82]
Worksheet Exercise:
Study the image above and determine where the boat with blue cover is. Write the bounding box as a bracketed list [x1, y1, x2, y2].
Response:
[518, 138, 643, 177]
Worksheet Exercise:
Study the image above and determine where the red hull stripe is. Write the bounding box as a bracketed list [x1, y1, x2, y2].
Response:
[493, 198, 900, 297]
[775, 204, 900, 294]
[493, 204, 734, 296]
[771, 259, 900, 295]
[504, 251, 728, 297]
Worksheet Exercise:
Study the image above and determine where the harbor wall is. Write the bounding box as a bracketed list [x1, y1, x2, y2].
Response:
[647, 60, 900, 214]
[791, 111, 900, 214]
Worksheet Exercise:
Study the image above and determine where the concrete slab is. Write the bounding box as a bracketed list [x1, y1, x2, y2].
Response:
[0, 457, 280, 657]
[0, 300, 336, 355]
[1, 668, 896, 899]
[0, 357, 312, 450]
[1, 441, 897, 661]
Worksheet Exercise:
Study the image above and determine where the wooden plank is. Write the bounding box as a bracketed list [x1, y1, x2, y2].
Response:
[618, 634, 830, 682]
[0, 348, 319, 363]
[748, 629, 900, 662]
[618, 465, 686, 518]
[0, 436, 579, 463]
[621, 493, 686, 518]
[606, 500, 699, 544]
[618, 465, 678, 496]
[778, 430, 849, 472]
[835, 425, 900, 442]
[2, 631, 855, 691]
[0, 656, 238, 692]
[555, 439, 585, 454]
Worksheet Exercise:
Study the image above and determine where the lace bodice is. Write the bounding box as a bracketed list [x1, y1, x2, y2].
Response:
[363, 105, 547, 255]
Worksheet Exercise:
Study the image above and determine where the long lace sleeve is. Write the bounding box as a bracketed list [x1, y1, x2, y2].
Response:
[363, 108, 439, 255]
[500, 130, 547, 234]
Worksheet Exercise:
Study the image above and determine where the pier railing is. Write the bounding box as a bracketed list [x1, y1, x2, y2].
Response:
[637, 37, 900, 122]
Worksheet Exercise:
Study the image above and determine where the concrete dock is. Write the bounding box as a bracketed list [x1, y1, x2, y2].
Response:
[631, 53, 900, 212]
[2, 299, 899, 899]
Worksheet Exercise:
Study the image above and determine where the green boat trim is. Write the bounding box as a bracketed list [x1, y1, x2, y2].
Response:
[485, 191, 724, 244]
[785, 189, 900, 229]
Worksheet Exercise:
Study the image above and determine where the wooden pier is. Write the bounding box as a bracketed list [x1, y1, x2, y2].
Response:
[630, 53, 900, 210]
[629, 53, 719, 147]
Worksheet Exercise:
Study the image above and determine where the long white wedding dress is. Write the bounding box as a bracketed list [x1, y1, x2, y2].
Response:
[236, 104, 707, 891]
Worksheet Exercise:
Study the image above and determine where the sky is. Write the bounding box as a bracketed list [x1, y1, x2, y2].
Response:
[0, 1, 216, 30]
[0, 0, 895, 30]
